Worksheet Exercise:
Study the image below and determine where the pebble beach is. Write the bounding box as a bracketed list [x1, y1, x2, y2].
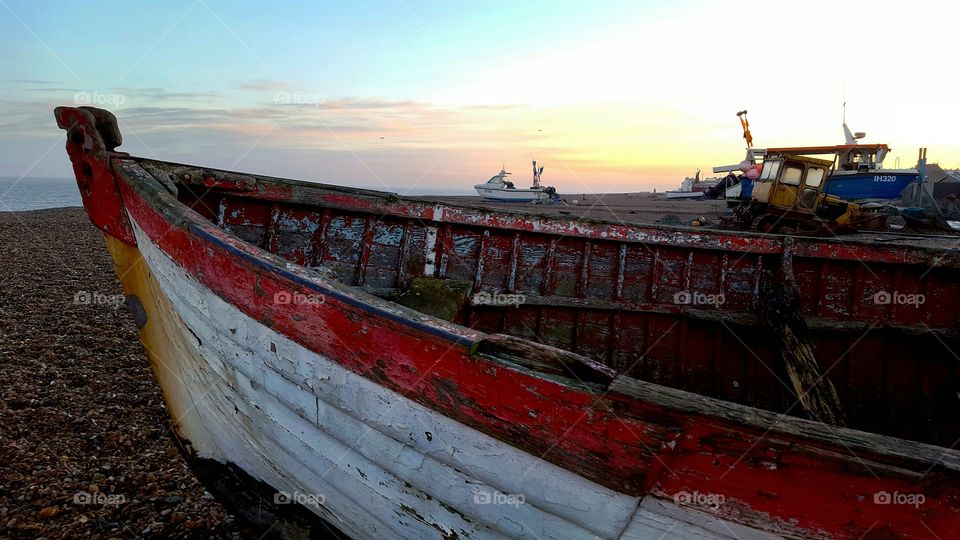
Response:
[0, 208, 246, 539]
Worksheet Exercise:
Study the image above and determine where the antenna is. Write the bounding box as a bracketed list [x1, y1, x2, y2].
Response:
[842, 81, 848, 125]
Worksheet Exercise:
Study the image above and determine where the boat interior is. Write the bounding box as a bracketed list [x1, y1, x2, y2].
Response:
[137, 158, 960, 449]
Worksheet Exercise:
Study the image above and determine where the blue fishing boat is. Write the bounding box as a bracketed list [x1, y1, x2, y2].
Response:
[766, 135, 918, 202]
[718, 115, 919, 204]
[824, 169, 918, 201]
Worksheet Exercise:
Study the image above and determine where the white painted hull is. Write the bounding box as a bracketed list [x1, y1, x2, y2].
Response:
[473, 185, 545, 202]
[664, 191, 706, 200]
[122, 216, 777, 539]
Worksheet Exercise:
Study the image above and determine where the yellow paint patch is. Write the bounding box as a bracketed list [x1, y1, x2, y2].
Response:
[103, 234, 218, 456]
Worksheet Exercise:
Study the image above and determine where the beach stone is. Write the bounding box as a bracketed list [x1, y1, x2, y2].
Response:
[38, 506, 58, 519]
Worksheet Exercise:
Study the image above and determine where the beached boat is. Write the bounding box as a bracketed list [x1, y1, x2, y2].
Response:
[717, 122, 919, 205]
[57, 106, 960, 539]
[474, 162, 548, 202]
[664, 169, 720, 199]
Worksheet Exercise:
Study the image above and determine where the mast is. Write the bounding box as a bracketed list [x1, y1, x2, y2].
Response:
[532, 159, 543, 189]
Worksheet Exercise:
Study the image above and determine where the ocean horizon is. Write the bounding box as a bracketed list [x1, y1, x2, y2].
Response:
[1, 175, 652, 212]
[0, 176, 486, 213]
[0, 177, 83, 212]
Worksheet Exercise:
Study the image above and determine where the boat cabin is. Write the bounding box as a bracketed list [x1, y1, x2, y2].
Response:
[765, 144, 891, 173]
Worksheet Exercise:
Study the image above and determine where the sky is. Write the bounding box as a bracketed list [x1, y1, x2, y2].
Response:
[2, 0, 959, 194]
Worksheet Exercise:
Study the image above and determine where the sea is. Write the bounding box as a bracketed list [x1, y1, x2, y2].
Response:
[0, 177, 478, 213]
[0, 177, 83, 211]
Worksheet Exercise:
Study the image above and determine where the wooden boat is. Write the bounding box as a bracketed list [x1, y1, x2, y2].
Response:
[57, 106, 960, 539]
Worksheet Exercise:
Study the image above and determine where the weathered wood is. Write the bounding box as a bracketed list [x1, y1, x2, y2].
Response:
[608, 375, 960, 472]
[395, 277, 473, 323]
[477, 333, 616, 384]
[137, 157, 960, 268]
[759, 238, 846, 426]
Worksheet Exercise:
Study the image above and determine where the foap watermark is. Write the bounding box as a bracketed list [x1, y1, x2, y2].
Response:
[673, 291, 725, 307]
[874, 491, 925, 508]
[472, 291, 526, 307]
[273, 291, 326, 305]
[74, 290, 125, 309]
[74, 91, 127, 106]
[873, 290, 925, 308]
[73, 491, 126, 507]
[273, 91, 324, 107]
[472, 489, 525, 508]
[673, 490, 725, 508]
[274, 490, 325, 509]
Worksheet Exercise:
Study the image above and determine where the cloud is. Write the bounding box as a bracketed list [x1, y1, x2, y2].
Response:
[5, 79, 61, 85]
[238, 79, 293, 91]
[0, 92, 804, 191]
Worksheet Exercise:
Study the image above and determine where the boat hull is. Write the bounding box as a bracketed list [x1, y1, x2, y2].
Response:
[109, 175, 960, 539]
[824, 170, 918, 201]
[473, 185, 545, 202]
[109, 222, 643, 538]
[108, 185, 788, 540]
[663, 190, 705, 200]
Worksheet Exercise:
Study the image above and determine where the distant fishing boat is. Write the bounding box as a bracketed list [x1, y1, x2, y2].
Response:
[474, 161, 549, 202]
[664, 169, 720, 199]
[717, 111, 919, 204]
[58, 106, 960, 539]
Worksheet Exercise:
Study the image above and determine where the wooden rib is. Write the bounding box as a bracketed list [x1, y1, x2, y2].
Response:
[355, 215, 377, 286]
[475, 229, 489, 287]
[542, 237, 557, 296]
[573, 309, 585, 355]
[579, 241, 592, 299]
[615, 244, 627, 301]
[650, 248, 662, 301]
[261, 203, 281, 252]
[683, 249, 694, 293]
[719, 252, 729, 299]
[752, 255, 764, 307]
[394, 220, 411, 287]
[610, 312, 622, 367]
[438, 224, 453, 279]
[508, 232, 521, 293]
[216, 198, 227, 228]
[307, 209, 333, 268]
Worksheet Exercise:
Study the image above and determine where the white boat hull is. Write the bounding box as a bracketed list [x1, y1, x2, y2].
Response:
[473, 185, 545, 202]
[115, 215, 767, 539]
[664, 191, 706, 200]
